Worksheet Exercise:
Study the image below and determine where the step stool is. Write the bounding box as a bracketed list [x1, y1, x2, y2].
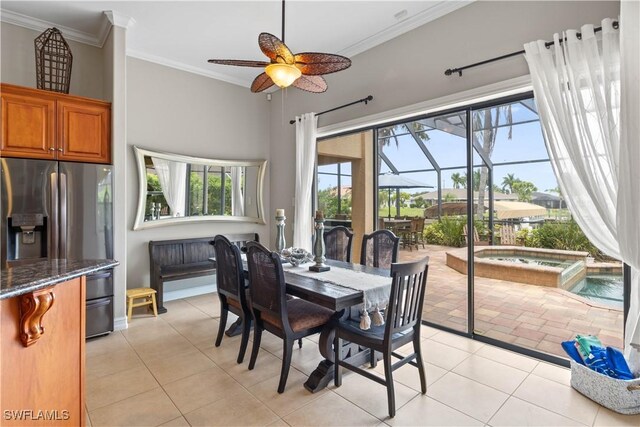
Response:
[126, 287, 158, 322]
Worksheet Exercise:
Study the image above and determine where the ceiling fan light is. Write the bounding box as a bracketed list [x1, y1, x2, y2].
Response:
[265, 63, 301, 88]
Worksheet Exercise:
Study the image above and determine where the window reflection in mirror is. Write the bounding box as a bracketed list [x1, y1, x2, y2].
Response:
[133, 146, 266, 230]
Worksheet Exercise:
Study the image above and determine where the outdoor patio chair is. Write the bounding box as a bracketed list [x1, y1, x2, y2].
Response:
[245, 242, 334, 393]
[334, 257, 430, 418]
[411, 217, 426, 249]
[462, 224, 489, 246]
[211, 235, 253, 363]
[500, 225, 518, 245]
[323, 226, 353, 262]
[361, 229, 400, 269]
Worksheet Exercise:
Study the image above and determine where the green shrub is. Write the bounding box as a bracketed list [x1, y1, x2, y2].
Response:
[527, 220, 604, 260]
[423, 216, 467, 247]
[423, 224, 445, 245]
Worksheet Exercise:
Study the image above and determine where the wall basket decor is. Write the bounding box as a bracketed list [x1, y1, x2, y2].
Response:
[34, 27, 73, 94]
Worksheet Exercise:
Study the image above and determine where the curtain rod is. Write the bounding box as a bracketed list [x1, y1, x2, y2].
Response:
[289, 95, 373, 125]
[444, 21, 619, 77]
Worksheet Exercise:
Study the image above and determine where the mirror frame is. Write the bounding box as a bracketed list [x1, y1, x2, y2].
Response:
[133, 146, 267, 230]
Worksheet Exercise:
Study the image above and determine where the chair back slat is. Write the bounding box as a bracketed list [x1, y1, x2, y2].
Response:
[385, 257, 429, 341]
[360, 229, 400, 269]
[324, 226, 354, 263]
[245, 241, 290, 329]
[212, 235, 245, 304]
[225, 233, 260, 251]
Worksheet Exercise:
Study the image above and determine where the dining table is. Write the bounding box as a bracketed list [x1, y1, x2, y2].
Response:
[211, 256, 392, 393]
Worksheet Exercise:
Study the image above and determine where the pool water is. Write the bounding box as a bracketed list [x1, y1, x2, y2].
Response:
[481, 255, 574, 268]
[570, 275, 623, 308]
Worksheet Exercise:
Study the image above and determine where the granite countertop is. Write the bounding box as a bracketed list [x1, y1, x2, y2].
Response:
[0, 259, 119, 300]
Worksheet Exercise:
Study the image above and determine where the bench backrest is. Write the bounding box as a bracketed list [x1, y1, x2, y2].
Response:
[149, 233, 260, 269]
[149, 237, 215, 268]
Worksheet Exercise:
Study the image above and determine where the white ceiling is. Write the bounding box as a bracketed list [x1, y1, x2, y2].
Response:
[1, 1, 472, 88]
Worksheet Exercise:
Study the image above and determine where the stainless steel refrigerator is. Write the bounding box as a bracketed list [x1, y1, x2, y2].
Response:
[1, 158, 114, 338]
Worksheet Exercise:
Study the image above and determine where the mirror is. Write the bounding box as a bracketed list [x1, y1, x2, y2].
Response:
[133, 146, 266, 230]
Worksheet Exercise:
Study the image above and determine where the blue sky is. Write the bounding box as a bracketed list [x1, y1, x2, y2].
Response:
[318, 100, 561, 196]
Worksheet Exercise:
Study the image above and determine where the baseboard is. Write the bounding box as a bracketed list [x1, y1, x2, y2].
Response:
[113, 316, 128, 331]
[164, 284, 217, 302]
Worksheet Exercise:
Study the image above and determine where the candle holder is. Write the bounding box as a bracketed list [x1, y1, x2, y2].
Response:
[309, 215, 330, 272]
[275, 214, 286, 253]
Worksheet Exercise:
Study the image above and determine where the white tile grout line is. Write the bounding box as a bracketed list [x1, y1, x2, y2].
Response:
[88, 298, 634, 427]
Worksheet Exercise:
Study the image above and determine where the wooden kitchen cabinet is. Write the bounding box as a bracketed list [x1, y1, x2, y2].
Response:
[0, 277, 86, 426]
[1, 84, 111, 164]
[0, 88, 56, 160]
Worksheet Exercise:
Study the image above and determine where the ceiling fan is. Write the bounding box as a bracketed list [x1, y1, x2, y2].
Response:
[207, 0, 351, 93]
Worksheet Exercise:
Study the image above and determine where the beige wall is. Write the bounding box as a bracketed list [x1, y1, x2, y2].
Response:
[126, 57, 270, 289]
[268, 0, 620, 246]
[1, 22, 105, 100]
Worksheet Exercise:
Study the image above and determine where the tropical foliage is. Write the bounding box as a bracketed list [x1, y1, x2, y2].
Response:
[423, 216, 487, 248]
[519, 220, 604, 260]
[511, 180, 538, 202]
[318, 187, 352, 218]
[189, 172, 232, 216]
[451, 172, 464, 189]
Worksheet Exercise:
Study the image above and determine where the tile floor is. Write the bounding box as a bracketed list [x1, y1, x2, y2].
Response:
[86, 293, 639, 427]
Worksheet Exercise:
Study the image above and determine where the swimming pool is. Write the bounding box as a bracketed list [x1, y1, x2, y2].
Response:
[446, 247, 589, 288]
[480, 255, 574, 268]
[570, 275, 623, 308]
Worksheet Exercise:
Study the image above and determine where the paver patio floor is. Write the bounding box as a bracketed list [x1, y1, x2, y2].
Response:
[399, 244, 624, 358]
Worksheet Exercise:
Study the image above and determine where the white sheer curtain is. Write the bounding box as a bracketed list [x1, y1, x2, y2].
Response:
[151, 157, 187, 217]
[231, 166, 245, 216]
[618, 0, 640, 367]
[293, 113, 318, 252]
[525, 13, 640, 371]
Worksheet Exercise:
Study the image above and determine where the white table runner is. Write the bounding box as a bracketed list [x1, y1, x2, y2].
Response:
[283, 264, 391, 311]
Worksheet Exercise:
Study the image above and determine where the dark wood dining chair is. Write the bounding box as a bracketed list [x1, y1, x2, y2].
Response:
[333, 257, 430, 418]
[324, 226, 354, 262]
[245, 241, 334, 393]
[211, 235, 253, 364]
[360, 229, 400, 269]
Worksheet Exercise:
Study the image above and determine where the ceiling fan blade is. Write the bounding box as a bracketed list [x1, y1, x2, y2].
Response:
[208, 59, 270, 67]
[294, 53, 352, 75]
[259, 32, 294, 64]
[292, 75, 327, 93]
[251, 73, 275, 93]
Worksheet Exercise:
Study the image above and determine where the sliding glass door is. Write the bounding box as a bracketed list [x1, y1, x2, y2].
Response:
[376, 111, 470, 334]
[470, 96, 624, 359]
[367, 92, 625, 361]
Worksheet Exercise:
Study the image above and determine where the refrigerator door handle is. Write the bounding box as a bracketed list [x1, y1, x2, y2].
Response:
[50, 172, 59, 259]
[60, 172, 68, 257]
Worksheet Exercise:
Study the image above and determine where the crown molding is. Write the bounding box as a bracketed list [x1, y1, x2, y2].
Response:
[339, 0, 474, 57]
[127, 49, 250, 88]
[0, 8, 106, 47]
[104, 10, 135, 30]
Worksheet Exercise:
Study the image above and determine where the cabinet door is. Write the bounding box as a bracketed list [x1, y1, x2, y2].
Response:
[57, 100, 110, 164]
[1, 91, 56, 159]
[0, 277, 86, 426]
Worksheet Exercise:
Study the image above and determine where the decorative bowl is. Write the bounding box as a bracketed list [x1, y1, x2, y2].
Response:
[281, 248, 313, 266]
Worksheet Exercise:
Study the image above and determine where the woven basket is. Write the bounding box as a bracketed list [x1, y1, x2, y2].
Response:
[570, 360, 640, 414]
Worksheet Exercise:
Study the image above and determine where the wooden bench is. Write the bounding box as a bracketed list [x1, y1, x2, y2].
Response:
[149, 233, 259, 313]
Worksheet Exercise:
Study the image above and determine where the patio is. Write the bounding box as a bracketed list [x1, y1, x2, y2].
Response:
[399, 245, 624, 358]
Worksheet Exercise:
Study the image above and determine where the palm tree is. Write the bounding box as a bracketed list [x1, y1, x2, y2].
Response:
[547, 186, 565, 208]
[474, 105, 513, 220]
[462, 171, 481, 191]
[451, 173, 464, 189]
[501, 173, 517, 194]
[512, 180, 538, 202]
